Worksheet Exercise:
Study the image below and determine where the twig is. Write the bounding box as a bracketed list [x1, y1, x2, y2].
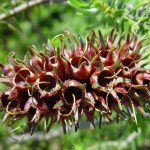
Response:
[0, 0, 47, 20]
[0, 0, 66, 20]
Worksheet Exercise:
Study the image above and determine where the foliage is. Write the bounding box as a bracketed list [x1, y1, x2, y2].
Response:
[68, 0, 150, 36]
[0, 0, 150, 150]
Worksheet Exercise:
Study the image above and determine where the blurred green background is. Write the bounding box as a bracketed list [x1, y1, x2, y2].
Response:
[0, 0, 150, 150]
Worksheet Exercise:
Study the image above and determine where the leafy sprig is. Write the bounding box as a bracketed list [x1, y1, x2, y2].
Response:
[68, 0, 150, 35]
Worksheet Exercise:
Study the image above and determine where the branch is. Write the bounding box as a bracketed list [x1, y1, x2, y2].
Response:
[0, 0, 66, 20]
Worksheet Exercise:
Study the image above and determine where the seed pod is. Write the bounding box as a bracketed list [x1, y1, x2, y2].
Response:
[0, 30, 149, 134]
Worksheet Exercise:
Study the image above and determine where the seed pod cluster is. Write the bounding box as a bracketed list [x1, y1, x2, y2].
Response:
[0, 30, 150, 134]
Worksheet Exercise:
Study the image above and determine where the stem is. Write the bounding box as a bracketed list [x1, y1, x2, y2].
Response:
[0, 0, 66, 20]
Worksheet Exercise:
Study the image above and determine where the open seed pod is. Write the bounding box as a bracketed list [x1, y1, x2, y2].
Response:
[0, 30, 149, 134]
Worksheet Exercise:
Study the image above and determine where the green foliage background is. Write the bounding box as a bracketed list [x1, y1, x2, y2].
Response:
[0, 0, 150, 150]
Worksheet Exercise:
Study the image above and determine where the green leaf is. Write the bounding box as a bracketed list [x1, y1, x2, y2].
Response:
[68, 0, 98, 14]
[114, 9, 124, 16]
[68, 0, 91, 8]
[0, 21, 16, 31]
[129, 0, 149, 14]
[122, 16, 137, 26]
